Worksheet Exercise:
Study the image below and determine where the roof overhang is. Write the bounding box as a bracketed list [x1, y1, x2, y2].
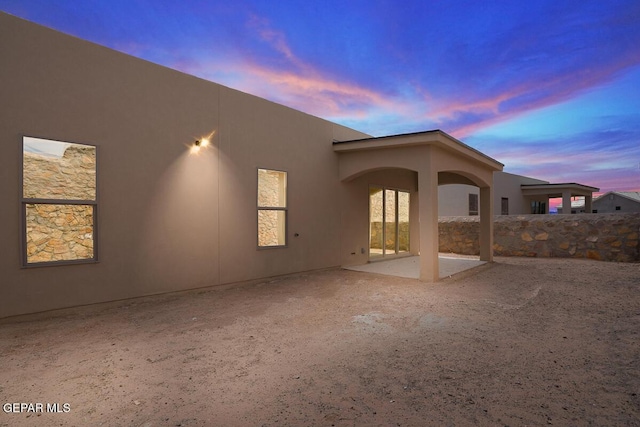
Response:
[333, 129, 504, 172]
[521, 182, 600, 198]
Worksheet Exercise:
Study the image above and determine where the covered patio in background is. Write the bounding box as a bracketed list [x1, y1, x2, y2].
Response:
[335, 130, 503, 282]
[521, 182, 600, 214]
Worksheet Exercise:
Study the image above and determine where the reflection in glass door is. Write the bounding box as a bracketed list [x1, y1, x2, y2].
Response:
[369, 188, 384, 257]
[369, 187, 410, 258]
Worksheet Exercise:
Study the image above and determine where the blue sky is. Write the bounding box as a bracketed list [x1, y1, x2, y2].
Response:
[2, 0, 639, 193]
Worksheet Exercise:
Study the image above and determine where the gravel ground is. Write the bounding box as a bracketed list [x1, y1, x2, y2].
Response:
[1, 256, 639, 426]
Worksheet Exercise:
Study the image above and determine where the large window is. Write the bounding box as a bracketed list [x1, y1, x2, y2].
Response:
[22, 137, 97, 266]
[257, 169, 287, 248]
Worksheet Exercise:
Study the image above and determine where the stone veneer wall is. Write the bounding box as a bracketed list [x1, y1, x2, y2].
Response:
[439, 213, 640, 262]
[23, 145, 96, 263]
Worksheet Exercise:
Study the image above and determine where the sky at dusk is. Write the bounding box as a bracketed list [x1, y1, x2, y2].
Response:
[2, 0, 639, 194]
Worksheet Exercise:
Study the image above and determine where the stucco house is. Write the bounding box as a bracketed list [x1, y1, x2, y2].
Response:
[577, 191, 640, 214]
[439, 171, 599, 216]
[0, 12, 505, 318]
[594, 192, 640, 213]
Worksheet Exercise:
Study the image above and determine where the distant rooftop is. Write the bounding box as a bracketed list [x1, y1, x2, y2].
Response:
[595, 191, 640, 203]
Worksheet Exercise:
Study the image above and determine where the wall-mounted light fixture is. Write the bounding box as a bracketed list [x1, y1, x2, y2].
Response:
[190, 134, 212, 154]
[195, 138, 209, 148]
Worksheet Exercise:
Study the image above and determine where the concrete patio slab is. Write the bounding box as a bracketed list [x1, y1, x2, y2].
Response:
[343, 254, 486, 279]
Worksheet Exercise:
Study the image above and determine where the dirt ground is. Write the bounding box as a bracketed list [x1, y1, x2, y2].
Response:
[1, 257, 639, 427]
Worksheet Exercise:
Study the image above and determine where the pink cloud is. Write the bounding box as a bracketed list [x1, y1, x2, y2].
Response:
[432, 57, 640, 138]
[247, 14, 300, 66]
[192, 15, 417, 122]
[161, 13, 640, 161]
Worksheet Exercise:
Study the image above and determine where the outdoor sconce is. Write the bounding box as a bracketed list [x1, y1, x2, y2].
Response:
[191, 137, 210, 154]
[195, 138, 209, 148]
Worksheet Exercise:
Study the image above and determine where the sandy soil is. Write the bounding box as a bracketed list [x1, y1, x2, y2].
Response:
[1, 257, 639, 427]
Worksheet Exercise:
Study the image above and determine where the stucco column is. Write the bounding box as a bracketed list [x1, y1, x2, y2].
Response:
[562, 191, 572, 214]
[585, 195, 593, 213]
[479, 186, 493, 262]
[418, 165, 439, 282]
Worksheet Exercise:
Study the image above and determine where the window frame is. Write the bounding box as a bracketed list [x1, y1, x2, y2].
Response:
[468, 193, 479, 216]
[501, 197, 509, 215]
[20, 136, 99, 267]
[256, 168, 288, 249]
[368, 185, 411, 257]
[531, 200, 546, 214]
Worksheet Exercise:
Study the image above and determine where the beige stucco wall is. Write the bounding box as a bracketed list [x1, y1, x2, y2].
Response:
[438, 184, 476, 216]
[438, 171, 549, 216]
[0, 13, 368, 317]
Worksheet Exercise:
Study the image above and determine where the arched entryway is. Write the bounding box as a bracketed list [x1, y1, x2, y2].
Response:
[334, 130, 503, 282]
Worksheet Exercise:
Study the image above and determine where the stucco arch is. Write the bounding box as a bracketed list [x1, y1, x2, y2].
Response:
[341, 165, 418, 183]
[334, 130, 503, 282]
[439, 170, 490, 188]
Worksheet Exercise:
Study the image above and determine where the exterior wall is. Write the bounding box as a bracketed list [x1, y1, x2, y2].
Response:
[593, 193, 640, 213]
[494, 172, 549, 215]
[0, 13, 368, 317]
[438, 171, 548, 216]
[438, 184, 475, 216]
[439, 213, 640, 262]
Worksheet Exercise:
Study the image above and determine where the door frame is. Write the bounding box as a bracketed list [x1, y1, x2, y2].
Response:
[368, 185, 410, 260]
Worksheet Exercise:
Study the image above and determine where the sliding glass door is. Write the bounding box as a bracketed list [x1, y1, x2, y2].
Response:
[369, 187, 410, 258]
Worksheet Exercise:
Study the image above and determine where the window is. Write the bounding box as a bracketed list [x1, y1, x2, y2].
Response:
[531, 201, 546, 214]
[257, 169, 287, 247]
[501, 197, 509, 215]
[468, 193, 478, 216]
[22, 137, 97, 266]
[615, 206, 621, 211]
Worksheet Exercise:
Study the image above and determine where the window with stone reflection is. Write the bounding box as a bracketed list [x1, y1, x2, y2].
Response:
[22, 136, 97, 265]
[257, 169, 287, 247]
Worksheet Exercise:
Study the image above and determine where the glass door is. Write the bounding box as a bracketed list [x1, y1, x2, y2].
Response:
[369, 188, 384, 258]
[369, 187, 410, 258]
[398, 190, 410, 253]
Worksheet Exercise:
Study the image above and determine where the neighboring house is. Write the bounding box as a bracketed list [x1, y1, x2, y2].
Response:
[592, 192, 640, 213]
[0, 13, 503, 317]
[439, 171, 599, 216]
